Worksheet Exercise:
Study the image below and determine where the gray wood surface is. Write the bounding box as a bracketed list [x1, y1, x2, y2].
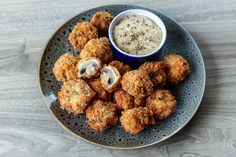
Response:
[0, 0, 236, 156]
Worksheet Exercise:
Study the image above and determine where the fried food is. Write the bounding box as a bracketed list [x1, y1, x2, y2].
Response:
[56, 17, 191, 134]
[164, 54, 190, 84]
[88, 78, 111, 100]
[80, 37, 113, 64]
[100, 65, 121, 93]
[68, 22, 98, 51]
[139, 61, 166, 88]
[53, 53, 79, 82]
[120, 107, 155, 134]
[151, 70, 167, 88]
[147, 90, 176, 119]
[109, 60, 132, 75]
[58, 79, 96, 115]
[114, 89, 133, 110]
[90, 11, 114, 33]
[134, 96, 146, 107]
[121, 70, 153, 97]
[114, 89, 145, 110]
[76, 57, 101, 79]
[86, 100, 118, 132]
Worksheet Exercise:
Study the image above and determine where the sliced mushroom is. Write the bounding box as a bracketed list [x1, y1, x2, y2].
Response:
[100, 65, 121, 93]
[77, 57, 101, 79]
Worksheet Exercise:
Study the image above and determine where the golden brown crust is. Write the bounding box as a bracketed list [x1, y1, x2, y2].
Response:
[120, 107, 155, 134]
[88, 78, 112, 100]
[164, 54, 190, 84]
[58, 79, 96, 115]
[134, 96, 146, 107]
[90, 11, 114, 33]
[75, 57, 102, 79]
[80, 37, 113, 64]
[86, 100, 118, 132]
[147, 90, 176, 119]
[68, 22, 98, 51]
[109, 60, 132, 75]
[139, 61, 167, 88]
[114, 89, 133, 110]
[53, 53, 79, 82]
[121, 70, 153, 97]
[151, 70, 166, 89]
[114, 89, 145, 110]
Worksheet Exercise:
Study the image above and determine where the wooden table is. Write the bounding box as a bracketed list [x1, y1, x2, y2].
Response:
[0, 0, 236, 156]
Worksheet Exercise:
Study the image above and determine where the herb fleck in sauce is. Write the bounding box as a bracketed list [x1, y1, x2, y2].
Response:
[113, 15, 162, 55]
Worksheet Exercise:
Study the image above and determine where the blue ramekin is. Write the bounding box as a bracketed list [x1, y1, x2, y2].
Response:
[108, 9, 167, 67]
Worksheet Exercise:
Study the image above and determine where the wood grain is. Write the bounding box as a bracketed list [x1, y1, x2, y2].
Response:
[0, 0, 236, 156]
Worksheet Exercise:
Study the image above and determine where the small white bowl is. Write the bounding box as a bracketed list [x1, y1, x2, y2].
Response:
[108, 9, 167, 65]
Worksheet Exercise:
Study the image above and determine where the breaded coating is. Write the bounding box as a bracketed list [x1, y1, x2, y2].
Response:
[58, 79, 96, 115]
[120, 107, 155, 134]
[68, 22, 98, 51]
[86, 100, 118, 132]
[100, 65, 121, 93]
[88, 78, 111, 100]
[76, 57, 101, 79]
[121, 70, 153, 97]
[114, 89, 144, 110]
[90, 11, 114, 32]
[147, 90, 176, 119]
[164, 54, 190, 84]
[139, 61, 166, 88]
[109, 60, 132, 75]
[114, 89, 133, 110]
[53, 53, 79, 82]
[134, 96, 146, 107]
[151, 70, 166, 89]
[80, 37, 113, 64]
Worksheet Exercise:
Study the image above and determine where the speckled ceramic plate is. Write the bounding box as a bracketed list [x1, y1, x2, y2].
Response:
[38, 5, 206, 149]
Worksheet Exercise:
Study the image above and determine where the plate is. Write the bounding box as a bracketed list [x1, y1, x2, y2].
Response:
[38, 5, 206, 149]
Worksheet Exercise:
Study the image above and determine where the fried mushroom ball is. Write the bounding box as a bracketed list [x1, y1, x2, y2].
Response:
[58, 79, 96, 115]
[109, 60, 132, 75]
[164, 54, 190, 84]
[80, 37, 113, 64]
[114, 89, 145, 110]
[100, 65, 121, 93]
[121, 70, 153, 97]
[139, 61, 167, 88]
[88, 78, 111, 100]
[147, 90, 176, 120]
[86, 100, 118, 132]
[90, 11, 114, 33]
[120, 107, 155, 134]
[55, 9, 193, 135]
[53, 53, 79, 82]
[68, 22, 98, 51]
[76, 57, 101, 79]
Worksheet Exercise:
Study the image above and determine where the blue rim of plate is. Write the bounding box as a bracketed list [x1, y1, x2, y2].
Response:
[38, 4, 206, 149]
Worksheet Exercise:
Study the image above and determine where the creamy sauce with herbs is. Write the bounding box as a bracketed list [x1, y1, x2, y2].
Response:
[113, 15, 162, 55]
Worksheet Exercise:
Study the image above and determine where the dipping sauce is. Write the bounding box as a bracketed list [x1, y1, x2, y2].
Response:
[113, 15, 162, 55]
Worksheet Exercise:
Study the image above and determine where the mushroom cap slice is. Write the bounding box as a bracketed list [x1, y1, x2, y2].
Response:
[100, 65, 121, 93]
[76, 57, 101, 79]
